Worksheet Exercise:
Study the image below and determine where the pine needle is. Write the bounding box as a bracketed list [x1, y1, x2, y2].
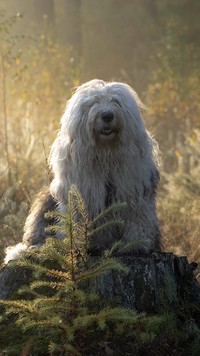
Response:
[76, 257, 129, 281]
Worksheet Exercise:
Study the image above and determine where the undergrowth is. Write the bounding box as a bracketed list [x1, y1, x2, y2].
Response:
[0, 186, 162, 355]
[0, 186, 200, 355]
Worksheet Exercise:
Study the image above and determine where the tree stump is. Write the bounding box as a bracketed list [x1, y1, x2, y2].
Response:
[0, 252, 200, 315]
[0, 265, 32, 300]
[89, 252, 200, 313]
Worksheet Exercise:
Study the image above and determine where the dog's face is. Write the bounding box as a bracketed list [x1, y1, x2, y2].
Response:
[87, 96, 124, 145]
[61, 79, 146, 149]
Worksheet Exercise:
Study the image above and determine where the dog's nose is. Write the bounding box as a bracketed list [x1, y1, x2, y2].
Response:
[101, 111, 114, 123]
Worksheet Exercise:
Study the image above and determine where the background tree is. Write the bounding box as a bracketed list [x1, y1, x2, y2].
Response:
[146, 0, 200, 146]
[60, 0, 82, 58]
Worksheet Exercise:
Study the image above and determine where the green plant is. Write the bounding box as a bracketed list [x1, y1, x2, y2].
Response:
[0, 186, 139, 354]
[1, 186, 200, 355]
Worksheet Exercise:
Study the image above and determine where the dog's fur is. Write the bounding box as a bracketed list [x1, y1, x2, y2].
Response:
[5, 79, 161, 263]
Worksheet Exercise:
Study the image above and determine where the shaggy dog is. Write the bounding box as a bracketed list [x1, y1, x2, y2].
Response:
[5, 79, 161, 263]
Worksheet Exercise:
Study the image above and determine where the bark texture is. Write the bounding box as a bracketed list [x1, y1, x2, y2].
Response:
[89, 252, 200, 313]
[0, 265, 32, 300]
[0, 252, 199, 315]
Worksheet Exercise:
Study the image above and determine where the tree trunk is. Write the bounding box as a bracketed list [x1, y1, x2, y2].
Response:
[62, 0, 82, 58]
[0, 252, 199, 315]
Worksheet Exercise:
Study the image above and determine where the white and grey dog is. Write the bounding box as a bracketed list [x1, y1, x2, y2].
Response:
[5, 79, 161, 263]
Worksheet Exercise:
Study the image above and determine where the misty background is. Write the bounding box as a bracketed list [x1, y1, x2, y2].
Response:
[0, 0, 200, 264]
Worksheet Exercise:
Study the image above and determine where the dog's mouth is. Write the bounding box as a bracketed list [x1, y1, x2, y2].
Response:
[100, 127, 116, 136]
[93, 118, 122, 143]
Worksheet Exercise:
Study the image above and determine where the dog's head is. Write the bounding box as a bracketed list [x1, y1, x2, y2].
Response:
[49, 80, 160, 203]
[60, 79, 146, 147]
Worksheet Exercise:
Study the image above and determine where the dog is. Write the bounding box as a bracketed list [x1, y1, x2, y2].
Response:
[5, 79, 161, 263]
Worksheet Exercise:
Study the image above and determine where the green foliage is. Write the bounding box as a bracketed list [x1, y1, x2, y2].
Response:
[0, 186, 143, 354]
[1, 185, 199, 355]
